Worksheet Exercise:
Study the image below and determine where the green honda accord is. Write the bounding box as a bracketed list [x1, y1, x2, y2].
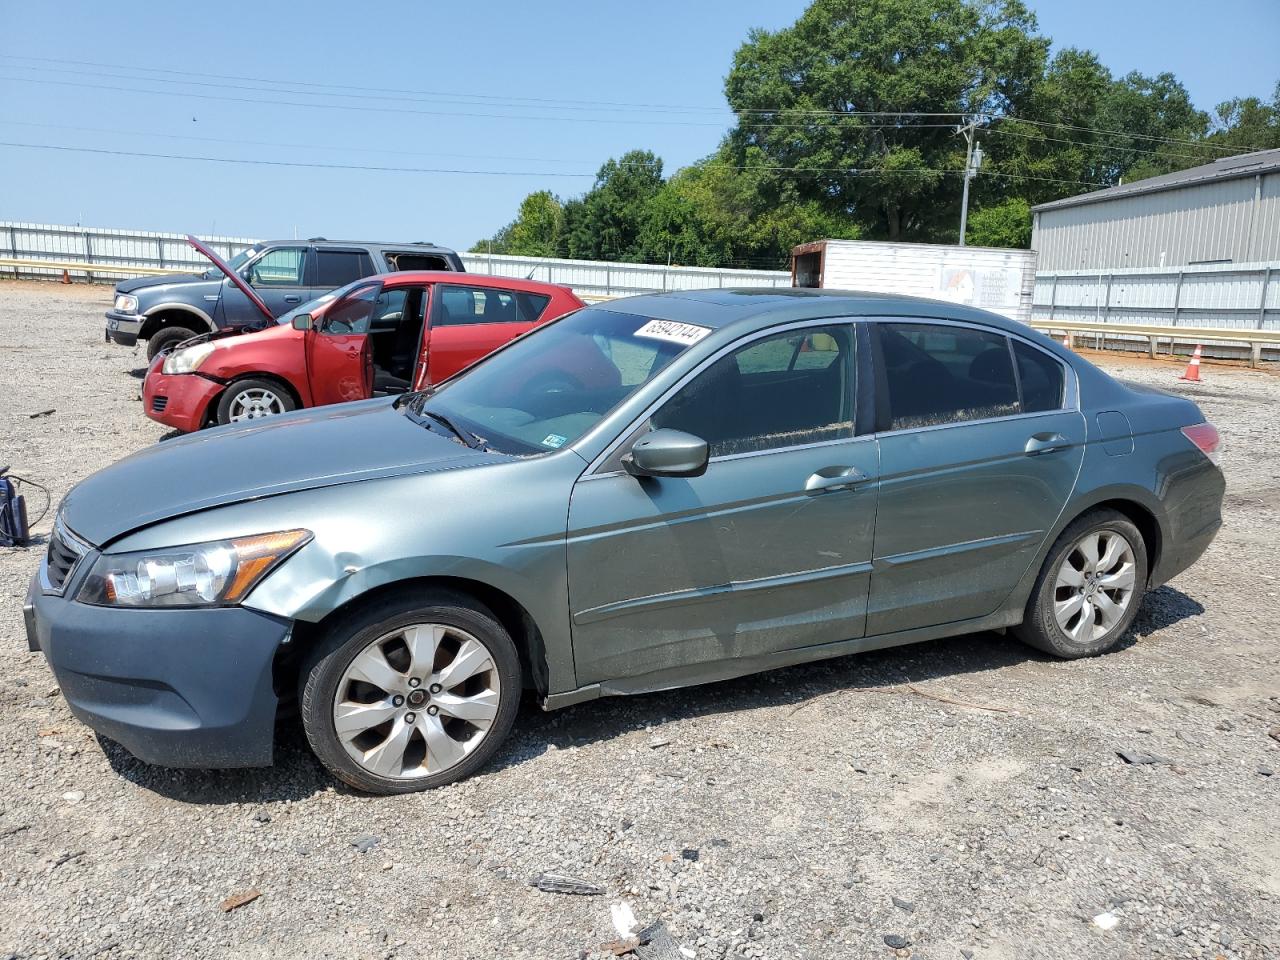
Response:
[27, 289, 1224, 793]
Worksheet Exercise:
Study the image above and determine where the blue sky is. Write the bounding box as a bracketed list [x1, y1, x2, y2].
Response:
[0, 0, 1276, 250]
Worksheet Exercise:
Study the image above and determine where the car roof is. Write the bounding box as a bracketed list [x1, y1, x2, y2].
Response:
[598, 287, 1032, 335]
[261, 239, 457, 253]
[376, 271, 573, 294]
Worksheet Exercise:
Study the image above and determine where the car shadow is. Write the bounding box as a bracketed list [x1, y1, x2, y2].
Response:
[100, 586, 1205, 803]
[127, 367, 148, 380]
[489, 584, 1208, 775]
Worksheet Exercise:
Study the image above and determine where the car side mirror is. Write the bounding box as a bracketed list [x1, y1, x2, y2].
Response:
[292, 312, 316, 331]
[622, 429, 709, 479]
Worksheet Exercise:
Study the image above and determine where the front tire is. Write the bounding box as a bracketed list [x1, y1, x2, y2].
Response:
[145, 326, 198, 361]
[1014, 509, 1148, 658]
[215, 378, 296, 425]
[299, 591, 521, 794]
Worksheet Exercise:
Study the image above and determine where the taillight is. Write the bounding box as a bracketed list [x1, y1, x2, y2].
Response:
[1181, 422, 1221, 463]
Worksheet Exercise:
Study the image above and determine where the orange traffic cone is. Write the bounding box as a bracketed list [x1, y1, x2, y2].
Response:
[61, 269, 70, 284]
[1180, 344, 1203, 382]
[1061, 332, 1071, 349]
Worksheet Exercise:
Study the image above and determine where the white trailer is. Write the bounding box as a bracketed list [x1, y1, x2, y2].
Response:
[791, 239, 1038, 324]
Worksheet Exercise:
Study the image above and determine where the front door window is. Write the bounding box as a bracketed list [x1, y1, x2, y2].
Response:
[246, 247, 307, 287]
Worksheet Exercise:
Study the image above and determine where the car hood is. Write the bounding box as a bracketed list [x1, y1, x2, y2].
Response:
[115, 272, 215, 295]
[184, 318, 298, 354]
[61, 400, 502, 546]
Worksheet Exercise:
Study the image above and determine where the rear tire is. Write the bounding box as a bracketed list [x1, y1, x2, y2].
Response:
[299, 590, 521, 794]
[1014, 509, 1148, 658]
[145, 326, 198, 361]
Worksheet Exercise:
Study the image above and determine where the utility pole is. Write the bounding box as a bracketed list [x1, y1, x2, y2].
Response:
[956, 116, 985, 246]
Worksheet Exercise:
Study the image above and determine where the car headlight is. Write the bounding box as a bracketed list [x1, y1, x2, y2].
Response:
[113, 293, 139, 313]
[162, 341, 215, 374]
[77, 529, 311, 607]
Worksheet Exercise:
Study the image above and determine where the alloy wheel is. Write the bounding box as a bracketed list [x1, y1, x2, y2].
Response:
[228, 388, 286, 421]
[1052, 530, 1137, 644]
[332, 623, 502, 780]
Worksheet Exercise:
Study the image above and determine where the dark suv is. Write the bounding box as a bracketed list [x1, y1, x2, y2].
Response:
[106, 238, 465, 359]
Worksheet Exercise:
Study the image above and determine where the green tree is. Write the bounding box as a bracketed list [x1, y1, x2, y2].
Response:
[562, 150, 665, 261]
[470, 191, 564, 256]
[1205, 82, 1280, 153]
[965, 196, 1031, 247]
[639, 145, 858, 268]
[723, 0, 1049, 241]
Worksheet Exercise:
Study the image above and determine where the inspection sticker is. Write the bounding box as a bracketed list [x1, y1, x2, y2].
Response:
[634, 319, 712, 346]
[541, 434, 568, 448]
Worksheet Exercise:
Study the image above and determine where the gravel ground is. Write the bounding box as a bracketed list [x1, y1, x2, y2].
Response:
[0, 280, 1277, 960]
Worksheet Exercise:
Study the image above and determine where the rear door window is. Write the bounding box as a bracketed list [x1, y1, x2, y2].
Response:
[433, 285, 552, 326]
[1013, 340, 1066, 412]
[315, 250, 375, 288]
[877, 323, 1019, 430]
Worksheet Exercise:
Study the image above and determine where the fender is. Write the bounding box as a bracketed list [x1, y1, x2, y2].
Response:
[142, 302, 216, 332]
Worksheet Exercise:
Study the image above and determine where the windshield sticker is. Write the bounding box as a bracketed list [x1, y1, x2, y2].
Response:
[541, 434, 568, 448]
[634, 319, 712, 346]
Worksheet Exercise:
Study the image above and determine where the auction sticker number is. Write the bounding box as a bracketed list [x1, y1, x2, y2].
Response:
[634, 319, 712, 346]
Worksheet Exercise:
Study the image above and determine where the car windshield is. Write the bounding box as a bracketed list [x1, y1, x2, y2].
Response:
[202, 244, 258, 280]
[409, 307, 709, 455]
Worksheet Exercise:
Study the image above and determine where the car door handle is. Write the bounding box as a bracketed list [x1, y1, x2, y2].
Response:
[1025, 432, 1070, 456]
[805, 466, 868, 494]
[284, 295, 301, 304]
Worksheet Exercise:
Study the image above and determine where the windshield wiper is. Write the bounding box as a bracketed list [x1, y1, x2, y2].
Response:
[420, 407, 488, 451]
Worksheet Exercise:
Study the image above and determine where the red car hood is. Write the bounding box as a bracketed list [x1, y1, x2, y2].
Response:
[195, 321, 304, 372]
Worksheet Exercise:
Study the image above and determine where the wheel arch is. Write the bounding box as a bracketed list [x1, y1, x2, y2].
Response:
[277, 575, 550, 707]
[217, 372, 306, 411]
[1001, 486, 1167, 624]
[139, 304, 215, 339]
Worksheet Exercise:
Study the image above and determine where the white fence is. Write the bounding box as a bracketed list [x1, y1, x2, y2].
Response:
[0, 221, 791, 296]
[1033, 261, 1280, 332]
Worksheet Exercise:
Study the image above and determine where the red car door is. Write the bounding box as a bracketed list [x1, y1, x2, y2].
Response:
[423, 285, 539, 384]
[305, 282, 381, 406]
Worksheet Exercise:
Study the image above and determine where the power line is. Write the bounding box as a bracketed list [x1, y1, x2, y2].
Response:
[993, 115, 1254, 153]
[2, 54, 1254, 153]
[0, 54, 968, 119]
[984, 123, 1232, 164]
[0, 73, 963, 132]
[0, 118, 1100, 184]
[0, 139, 1107, 187]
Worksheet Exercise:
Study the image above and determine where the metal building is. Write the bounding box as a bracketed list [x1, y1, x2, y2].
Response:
[1031, 148, 1280, 271]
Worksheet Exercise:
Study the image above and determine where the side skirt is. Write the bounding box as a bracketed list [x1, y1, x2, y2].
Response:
[540, 607, 1022, 711]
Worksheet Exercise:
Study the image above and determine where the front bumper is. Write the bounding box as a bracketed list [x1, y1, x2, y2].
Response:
[105, 310, 143, 347]
[142, 362, 223, 432]
[25, 568, 289, 769]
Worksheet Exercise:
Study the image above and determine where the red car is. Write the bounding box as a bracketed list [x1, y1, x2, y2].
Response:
[142, 272, 585, 432]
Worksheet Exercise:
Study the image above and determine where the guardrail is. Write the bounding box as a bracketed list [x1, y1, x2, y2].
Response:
[1029, 319, 1280, 365]
[1, 220, 792, 295]
[0, 257, 173, 280]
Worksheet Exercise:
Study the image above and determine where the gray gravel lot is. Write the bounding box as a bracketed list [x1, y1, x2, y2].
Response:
[0, 280, 1277, 960]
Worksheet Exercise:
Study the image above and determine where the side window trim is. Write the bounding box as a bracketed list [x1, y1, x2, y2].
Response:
[868, 317, 1078, 436]
[588, 317, 862, 477]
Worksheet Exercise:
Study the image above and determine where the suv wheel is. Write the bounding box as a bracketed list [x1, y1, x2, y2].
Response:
[299, 591, 522, 794]
[146, 326, 198, 361]
[215, 379, 296, 425]
[1014, 509, 1148, 658]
